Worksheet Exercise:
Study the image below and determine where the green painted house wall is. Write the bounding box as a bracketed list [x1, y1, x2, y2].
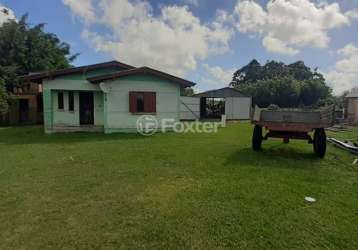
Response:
[42, 69, 181, 133]
[43, 89, 53, 133]
[52, 90, 79, 126]
[42, 68, 117, 133]
[50, 91, 104, 127]
[103, 75, 180, 133]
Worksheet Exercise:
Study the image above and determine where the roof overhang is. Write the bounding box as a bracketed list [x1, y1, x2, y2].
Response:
[194, 87, 249, 98]
[346, 94, 358, 98]
[20, 61, 135, 82]
[87, 67, 196, 88]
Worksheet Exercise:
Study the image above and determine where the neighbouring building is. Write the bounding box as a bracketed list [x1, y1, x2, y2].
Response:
[20, 61, 195, 133]
[0, 82, 43, 126]
[346, 92, 358, 125]
[180, 87, 252, 120]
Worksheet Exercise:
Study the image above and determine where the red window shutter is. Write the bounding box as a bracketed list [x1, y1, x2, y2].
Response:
[144, 92, 156, 113]
[129, 92, 137, 113]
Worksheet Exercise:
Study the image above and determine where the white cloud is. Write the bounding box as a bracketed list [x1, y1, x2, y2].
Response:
[0, 5, 15, 25]
[262, 36, 299, 56]
[63, 0, 96, 24]
[201, 64, 234, 89]
[325, 43, 358, 95]
[234, 0, 351, 55]
[345, 9, 358, 19]
[63, 0, 233, 77]
[234, 0, 266, 34]
[337, 43, 358, 57]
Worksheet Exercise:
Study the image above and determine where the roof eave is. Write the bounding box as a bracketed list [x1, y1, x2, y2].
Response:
[87, 67, 196, 88]
[193, 87, 250, 98]
[19, 61, 135, 82]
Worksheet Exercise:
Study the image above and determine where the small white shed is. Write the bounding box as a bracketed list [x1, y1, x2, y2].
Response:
[193, 87, 252, 120]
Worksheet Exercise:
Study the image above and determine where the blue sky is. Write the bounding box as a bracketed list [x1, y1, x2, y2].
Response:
[1, 0, 358, 94]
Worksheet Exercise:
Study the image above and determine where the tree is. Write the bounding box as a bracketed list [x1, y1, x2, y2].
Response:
[181, 87, 194, 96]
[0, 14, 78, 93]
[0, 78, 8, 114]
[238, 76, 301, 108]
[232, 59, 262, 84]
[231, 60, 332, 108]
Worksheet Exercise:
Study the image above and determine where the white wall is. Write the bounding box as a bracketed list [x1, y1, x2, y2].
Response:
[225, 97, 252, 120]
[180, 96, 200, 120]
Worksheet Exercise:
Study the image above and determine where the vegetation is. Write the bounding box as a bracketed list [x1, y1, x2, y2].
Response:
[181, 87, 195, 96]
[0, 14, 77, 111]
[0, 78, 8, 114]
[0, 123, 357, 249]
[231, 60, 333, 108]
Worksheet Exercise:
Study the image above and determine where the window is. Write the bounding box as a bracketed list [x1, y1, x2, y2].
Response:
[129, 92, 156, 113]
[68, 91, 74, 111]
[136, 93, 144, 112]
[58, 92, 64, 110]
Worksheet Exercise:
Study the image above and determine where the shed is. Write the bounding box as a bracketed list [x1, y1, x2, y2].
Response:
[193, 87, 252, 120]
[346, 92, 358, 125]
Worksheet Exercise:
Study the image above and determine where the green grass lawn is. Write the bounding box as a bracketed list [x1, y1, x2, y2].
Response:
[0, 122, 357, 249]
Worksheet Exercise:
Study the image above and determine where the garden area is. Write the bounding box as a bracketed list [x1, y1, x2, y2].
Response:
[0, 122, 357, 249]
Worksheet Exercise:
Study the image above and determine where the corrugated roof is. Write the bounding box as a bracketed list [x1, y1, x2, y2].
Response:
[87, 66, 196, 88]
[193, 87, 249, 98]
[20, 61, 135, 81]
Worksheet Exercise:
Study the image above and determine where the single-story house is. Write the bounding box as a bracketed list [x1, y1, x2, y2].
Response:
[21, 61, 195, 133]
[188, 87, 252, 120]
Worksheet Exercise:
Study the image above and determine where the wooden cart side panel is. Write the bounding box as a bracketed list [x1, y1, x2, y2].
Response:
[320, 105, 334, 126]
[252, 105, 334, 129]
[253, 121, 326, 132]
[252, 105, 262, 122]
[260, 111, 321, 123]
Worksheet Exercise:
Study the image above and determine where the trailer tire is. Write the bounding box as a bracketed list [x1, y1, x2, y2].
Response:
[313, 128, 326, 158]
[252, 125, 263, 151]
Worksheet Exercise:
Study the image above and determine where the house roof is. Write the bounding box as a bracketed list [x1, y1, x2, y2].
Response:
[346, 92, 358, 98]
[193, 87, 249, 98]
[87, 67, 196, 88]
[20, 61, 135, 81]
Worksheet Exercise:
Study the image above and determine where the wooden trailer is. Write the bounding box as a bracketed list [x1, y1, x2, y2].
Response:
[251, 106, 334, 157]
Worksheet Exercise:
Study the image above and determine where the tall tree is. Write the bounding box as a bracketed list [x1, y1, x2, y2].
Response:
[232, 59, 262, 84]
[231, 60, 332, 108]
[0, 14, 78, 98]
[0, 78, 8, 114]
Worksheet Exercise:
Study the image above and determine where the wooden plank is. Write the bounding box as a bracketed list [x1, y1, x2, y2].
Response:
[252, 105, 334, 129]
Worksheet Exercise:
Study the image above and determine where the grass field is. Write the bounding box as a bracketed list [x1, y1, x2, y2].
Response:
[0, 122, 357, 249]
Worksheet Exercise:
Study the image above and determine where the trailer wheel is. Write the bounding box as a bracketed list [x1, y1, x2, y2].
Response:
[252, 125, 263, 151]
[313, 128, 326, 158]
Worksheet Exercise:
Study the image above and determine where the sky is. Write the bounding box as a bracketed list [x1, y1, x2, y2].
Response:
[1, 0, 358, 95]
